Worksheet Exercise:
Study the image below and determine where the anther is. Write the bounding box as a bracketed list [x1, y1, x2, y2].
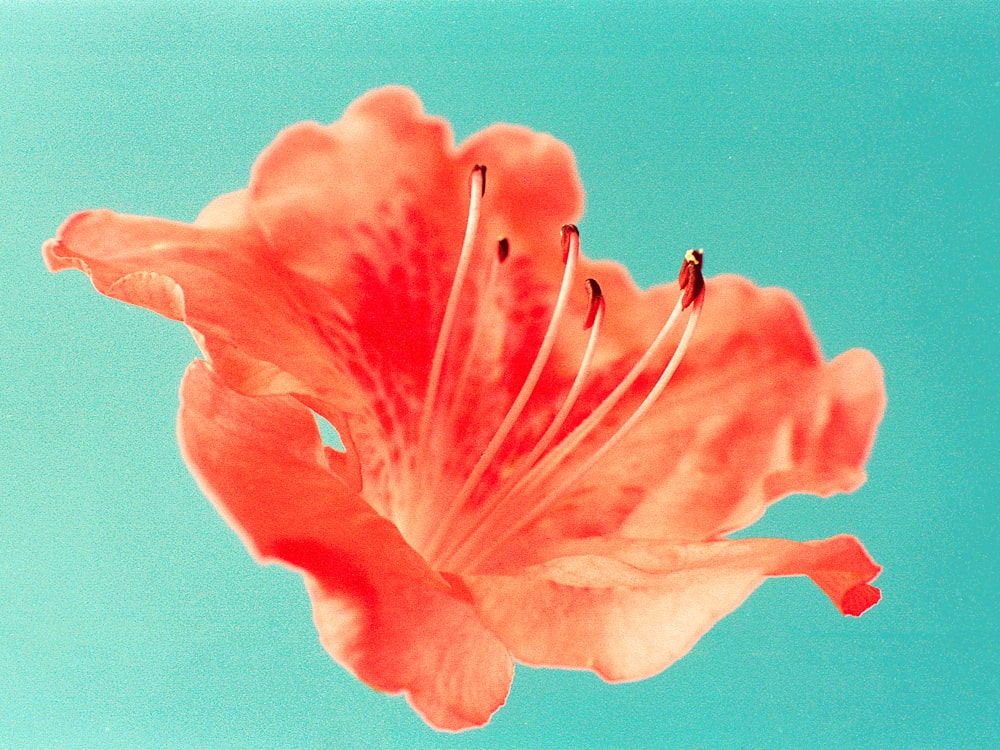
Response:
[584, 278, 603, 330]
[679, 248, 704, 309]
[471, 164, 486, 196]
[498, 237, 510, 262]
[561, 224, 578, 263]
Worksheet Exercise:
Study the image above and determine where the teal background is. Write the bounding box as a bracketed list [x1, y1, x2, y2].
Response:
[2, 2, 996, 747]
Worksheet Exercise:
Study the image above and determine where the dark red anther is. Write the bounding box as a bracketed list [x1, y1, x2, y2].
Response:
[678, 248, 704, 309]
[497, 237, 510, 262]
[561, 224, 579, 263]
[584, 278, 604, 330]
[471, 164, 486, 196]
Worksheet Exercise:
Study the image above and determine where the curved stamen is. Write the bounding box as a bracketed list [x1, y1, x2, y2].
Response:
[462, 289, 706, 571]
[433, 281, 604, 568]
[445, 250, 706, 571]
[499, 278, 604, 493]
[445, 239, 510, 418]
[549, 291, 703, 501]
[424, 225, 582, 564]
[415, 165, 486, 482]
[448, 297, 683, 554]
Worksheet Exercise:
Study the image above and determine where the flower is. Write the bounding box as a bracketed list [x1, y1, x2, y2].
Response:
[43, 86, 886, 730]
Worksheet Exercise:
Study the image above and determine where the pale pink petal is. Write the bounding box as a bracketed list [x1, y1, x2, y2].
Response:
[455, 534, 880, 681]
[177, 360, 512, 730]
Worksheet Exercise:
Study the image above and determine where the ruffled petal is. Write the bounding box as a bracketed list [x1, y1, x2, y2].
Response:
[615, 276, 886, 538]
[177, 360, 512, 730]
[248, 86, 465, 291]
[41, 207, 358, 406]
[454, 534, 880, 682]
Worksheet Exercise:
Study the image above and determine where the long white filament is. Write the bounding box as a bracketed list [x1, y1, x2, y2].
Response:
[440, 285, 706, 571]
[423, 228, 581, 565]
[409, 176, 707, 574]
[506, 296, 686, 501]
[512, 284, 605, 484]
[438, 294, 686, 567]
[414, 166, 485, 487]
[457, 290, 705, 572]
[444, 245, 505, 419]
[431, 281, 605, 567]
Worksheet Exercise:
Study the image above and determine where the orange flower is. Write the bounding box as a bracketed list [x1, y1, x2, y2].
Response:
[44, 87, 885, 730]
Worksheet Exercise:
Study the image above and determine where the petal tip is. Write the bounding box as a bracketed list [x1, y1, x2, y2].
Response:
[840, 582, 881, 617]
[42, 210, 101, 273]
[346, 84, 426, 119]
[41, 237, 74, 272]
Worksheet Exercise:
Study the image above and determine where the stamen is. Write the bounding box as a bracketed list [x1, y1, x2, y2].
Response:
[482, 298, 683, 512]
[415, 165, 486, 476]
[499, 291, 705, 550]
[497, 279, 604, 495]
[511, 251, 705, 500]
[446, 238, 510, 418]
[424, 225, 582, 564]
[445, 251, 706, 571]
[679, 248, 704, 309]
[497, 236, 510, 262]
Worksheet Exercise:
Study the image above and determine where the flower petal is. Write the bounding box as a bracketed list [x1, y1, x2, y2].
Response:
[41, 206, 356, 405]
[177, 360, 512, 730]
[248, 86, 464, 290]
[454, 534, 880, 682]
[616, 276, 887, 538]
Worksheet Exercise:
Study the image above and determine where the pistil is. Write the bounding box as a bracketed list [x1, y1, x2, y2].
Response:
[415, 166, 485, 485]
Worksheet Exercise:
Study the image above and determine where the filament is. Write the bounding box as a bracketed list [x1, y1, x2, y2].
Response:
[442, 251, 705, 571]
[423, 225, 581, 565]
[415, 166, 485, 484]
[461, 290, 705, 571]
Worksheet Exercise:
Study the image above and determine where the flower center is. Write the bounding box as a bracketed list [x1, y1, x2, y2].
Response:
[417, 166, 705, 572]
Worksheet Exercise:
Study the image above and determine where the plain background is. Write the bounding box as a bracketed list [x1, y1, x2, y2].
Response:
[2, 2, 997, 747]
